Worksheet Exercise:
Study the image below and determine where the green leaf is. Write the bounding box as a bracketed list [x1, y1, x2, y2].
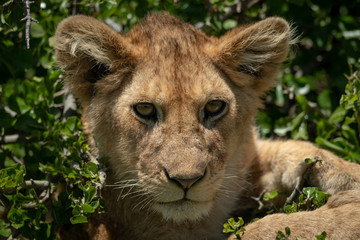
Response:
[285, 227, 291, 236]
[315, 137, 347, 156]
[7, 207, 29, 229]
[274, 117, 292, 136]
[0, 219, 11, 237]
[84, 186, 97, 203]
[263, 190, 278, 201]
[0, 163, 25, 189]
[82, 203, 95, 214]
[284, 202, 297, 213]
[31, 23, 46, 38]
[304, 158, 313, 164]
[70, 215, 88, 224]
[315, 232, 327, 240]
[276, 231, 286, 239]
[223, 19, 237, 30]
[85, 162, 98, 174]
[328, 107, 347, 123]
[317, 89, 332, 113]
[14, 114, 45, 132]
[296, 96, 308, 111]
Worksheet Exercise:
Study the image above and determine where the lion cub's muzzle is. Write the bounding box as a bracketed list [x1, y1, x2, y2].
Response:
[164, 168, 207, 190]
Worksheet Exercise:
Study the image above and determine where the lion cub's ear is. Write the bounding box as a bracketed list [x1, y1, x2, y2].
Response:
[211, 17, 295, 95]
[55, 16, 134, 107]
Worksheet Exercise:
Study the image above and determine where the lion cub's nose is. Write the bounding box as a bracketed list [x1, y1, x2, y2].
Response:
[164, 169, 206, 190]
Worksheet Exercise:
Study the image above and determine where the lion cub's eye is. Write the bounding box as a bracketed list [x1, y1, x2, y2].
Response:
[133, 103, 156, 120]
[204, 100, 227, 119]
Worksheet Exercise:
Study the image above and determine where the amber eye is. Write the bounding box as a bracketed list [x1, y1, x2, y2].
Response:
[204, 100, 227, 118]
[133, 103, 156, 120]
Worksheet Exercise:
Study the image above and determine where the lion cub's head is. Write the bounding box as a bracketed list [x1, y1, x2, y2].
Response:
[55, 13, 292, 222]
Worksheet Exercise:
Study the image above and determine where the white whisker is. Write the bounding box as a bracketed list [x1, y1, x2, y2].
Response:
[113, 183, 141, 189]
[113, 178, 139, 185]
[122, 189, 146, 199]
[132, 196, 151, 211]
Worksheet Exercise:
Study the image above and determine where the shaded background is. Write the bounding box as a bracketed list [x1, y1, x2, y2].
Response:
[0, 0, 359, 238]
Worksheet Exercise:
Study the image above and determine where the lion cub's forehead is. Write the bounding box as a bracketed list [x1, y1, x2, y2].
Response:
[124, 13, 229, 103]
[131, 57, 228, 104]
[125, 13, 211, 55]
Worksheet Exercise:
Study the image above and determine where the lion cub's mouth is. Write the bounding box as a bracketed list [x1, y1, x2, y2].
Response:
[158, 198, 204, 205]
[153, 198, 213, 222]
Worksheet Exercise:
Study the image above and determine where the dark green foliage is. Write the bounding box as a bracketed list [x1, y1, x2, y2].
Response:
[276, 227, 291, 240]
[1, 0, 359, 238]
[275, 227, 327, 240]
[283, 187, 331, 213]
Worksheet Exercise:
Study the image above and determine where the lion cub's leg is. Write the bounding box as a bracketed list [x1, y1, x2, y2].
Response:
[255, 139, 360, 196]
[234, 190, 360, 240]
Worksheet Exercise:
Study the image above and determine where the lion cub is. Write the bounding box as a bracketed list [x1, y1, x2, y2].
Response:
[55, 12, 360, 240]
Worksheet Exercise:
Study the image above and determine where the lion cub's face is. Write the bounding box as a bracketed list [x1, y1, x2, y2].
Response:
[99, 51, 241, 221]
[55, 13, 292, 222]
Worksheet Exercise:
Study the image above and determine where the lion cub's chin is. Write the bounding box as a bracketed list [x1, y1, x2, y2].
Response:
[153, 199, 213, 223]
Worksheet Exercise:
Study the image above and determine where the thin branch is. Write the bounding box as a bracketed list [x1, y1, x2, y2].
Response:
[0, 145, 24, 164]
[251, 190, 265, 210]
[0, 134, 26, 145]
[0, 194, 11, 209]
[54, 89, 66, 98]
[21, 0, 39, 49]
[3, 106, 17, 118]
[0, 180, 50, 195]
[1, 0, 13, 9]
[72, 0, 77, 15]
[53, 103, 64, 109]
[23, 179, 50, 189]
[63, 87, 77, 119]
[23, 188, 50, 208]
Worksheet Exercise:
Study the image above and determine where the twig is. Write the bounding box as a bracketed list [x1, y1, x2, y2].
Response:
[23, 188, 50, 208]
[1, 0, 13, 9]
[0, 134, 26, 145]
[72, 0, 77, 15]
[23, 179, 50, 189]
[63, 87, 77, 119]
[54, 103, 64, 109]
[54, 89, 66, 98]
[0, 179, 50, 194]
[251, 190, 265, 210]
[0, 194, 11, 209]
[21, 0, 39, 49]
[0, 145, 24, 164]
[2, 105, 17, 118]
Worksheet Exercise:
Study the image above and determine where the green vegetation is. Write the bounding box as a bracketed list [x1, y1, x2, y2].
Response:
[1, 0, 359, 239]
[275, 227, 326, 240]
[223, 217, 246, 239]
[283, 187, 331, 214]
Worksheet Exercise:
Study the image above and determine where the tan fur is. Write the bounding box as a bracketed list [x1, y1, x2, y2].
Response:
[240, 190, 360, 240]
[55, 12, 360, 240]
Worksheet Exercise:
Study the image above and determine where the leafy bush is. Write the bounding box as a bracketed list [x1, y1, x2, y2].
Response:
[1, 0, 359, 238]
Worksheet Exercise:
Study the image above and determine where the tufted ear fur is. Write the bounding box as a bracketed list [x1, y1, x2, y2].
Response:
[55, 15, 134, 107]
[209, 17, 295, 95]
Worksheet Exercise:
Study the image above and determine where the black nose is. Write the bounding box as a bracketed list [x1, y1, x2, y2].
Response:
[164, 169, 206, 190]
